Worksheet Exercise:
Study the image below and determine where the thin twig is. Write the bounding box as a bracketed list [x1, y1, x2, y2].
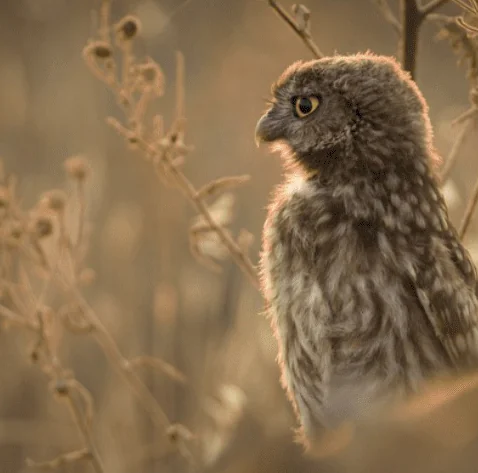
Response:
[268, 0, 324, 59]
[372, 0, 402, 33]
[0, 304, 36, 330]
[28, 308, 105, 473]
[99, 0, 112, 43]
[452, 0, 478, 15]
[138, 136, 259, 288]
[459, 173, 478, 239]
[68, 287, 172, 429]
[422, 0, 451, 16]
[74, 179, 86, 265]
[129, 355, 187, 384]
[26, 449, 90, 470]
[452, 106, 478, 126]
[439, 118, 474, 182]
[65, 396, 104, 473]
[176, 51, 185, 121]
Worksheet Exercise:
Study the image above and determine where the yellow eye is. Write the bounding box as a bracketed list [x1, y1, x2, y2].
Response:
[294, 95, 320, 118]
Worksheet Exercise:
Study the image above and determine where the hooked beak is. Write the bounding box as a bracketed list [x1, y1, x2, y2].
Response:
[254, 110, 284, 148]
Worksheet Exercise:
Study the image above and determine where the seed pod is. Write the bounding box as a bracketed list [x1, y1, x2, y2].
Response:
[116, 15, 141, 41]
[64, 156, 91, 181]
[32, 214, 54, 238]
[40, 190, 67, 213]
[85, 40, 113, 59]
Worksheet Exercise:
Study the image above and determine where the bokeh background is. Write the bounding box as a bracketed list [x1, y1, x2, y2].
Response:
[0, 0, 477, 472]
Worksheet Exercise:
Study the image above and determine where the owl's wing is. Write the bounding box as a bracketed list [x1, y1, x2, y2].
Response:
[409, 231, 478, 366]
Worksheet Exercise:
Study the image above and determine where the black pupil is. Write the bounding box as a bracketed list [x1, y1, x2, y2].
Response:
[298, 97, 313, 114]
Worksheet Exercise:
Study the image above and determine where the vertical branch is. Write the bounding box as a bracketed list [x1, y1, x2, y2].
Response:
[400, 0, 421, 78]
[99, 0, 112, 43]
[400, 0, 450, 78]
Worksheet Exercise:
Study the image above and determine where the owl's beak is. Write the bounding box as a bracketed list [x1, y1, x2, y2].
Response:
[255, 111, 282, 148]
[255, 114, 268, 148]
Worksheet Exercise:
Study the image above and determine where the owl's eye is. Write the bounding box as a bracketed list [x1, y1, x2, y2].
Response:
[292, 96, 320, 118]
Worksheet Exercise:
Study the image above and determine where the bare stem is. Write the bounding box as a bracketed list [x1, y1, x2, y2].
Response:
[400, 0, 450, 78]
[459, 174, 478, 239]
[74, 180, 86, 263]
[138, 137, 259, 288]
[68, 287, 172, 429]
[99, 0, 112, 43]
[439, 119, 474, 182]
[66, 396, 104, 473]
[422, 0, 451, 16]
[452, 0, 478, 15]
[28, 310, 105, 473]
[400, 0, 421, 78]
[176, 51, 185, 121]
[372, 0, 402, 33]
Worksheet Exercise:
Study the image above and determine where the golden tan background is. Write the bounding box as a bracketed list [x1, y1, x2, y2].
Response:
[0, 0, 477, 472]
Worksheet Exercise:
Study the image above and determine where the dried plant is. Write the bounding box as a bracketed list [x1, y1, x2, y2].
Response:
[83, 1, 258, 289]
[0, 156, 195, 470]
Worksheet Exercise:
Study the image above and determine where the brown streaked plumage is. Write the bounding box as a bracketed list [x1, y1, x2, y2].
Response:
[256, 53, 478, 444]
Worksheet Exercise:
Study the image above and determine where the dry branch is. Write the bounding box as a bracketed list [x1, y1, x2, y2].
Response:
[128, 355, 187, 384]
[372, 0, 402, 33]
[27, 308, 105, 473]
[399, 0, 450, 78]
[268, 0, 323, 58]
[439, 118, 475, 182]
[459, 174, 478, 239]
[422, 0, 452, 16]
[26, 448, 91, 470]
[91, 83, 258, 287]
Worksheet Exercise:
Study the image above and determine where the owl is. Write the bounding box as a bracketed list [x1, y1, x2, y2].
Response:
[256, 53, 478, 444]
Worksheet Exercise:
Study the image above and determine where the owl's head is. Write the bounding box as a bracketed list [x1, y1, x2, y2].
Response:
[255, 53, 433, 175]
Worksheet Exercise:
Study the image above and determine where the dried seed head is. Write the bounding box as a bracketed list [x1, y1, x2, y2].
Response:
[64, 156, 91, 181]
[138, 59, 165, 96]
[166, 424, 194, 445]
[85, 40, 113, 59]
[40, 190, 67, 213]
[31, 214, 54, 238]
[116, 15, 141, 41]
[30, 350, 39, 363]
[54, 379, 69, 397]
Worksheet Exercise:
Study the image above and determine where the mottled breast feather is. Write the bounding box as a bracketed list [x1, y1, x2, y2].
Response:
[260, 170, 478, 439]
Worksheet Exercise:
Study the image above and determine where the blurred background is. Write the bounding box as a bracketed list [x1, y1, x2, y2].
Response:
[0, 0, 477, 471]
